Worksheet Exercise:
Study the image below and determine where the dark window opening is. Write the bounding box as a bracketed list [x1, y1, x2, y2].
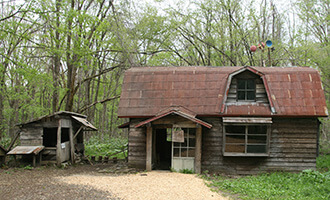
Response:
[43, 128, 70, 147]
[224, 125, 268, 155]
[61, 128, 70, 143]
[237, 79, 256, 101]
[43, 128, 57, 147]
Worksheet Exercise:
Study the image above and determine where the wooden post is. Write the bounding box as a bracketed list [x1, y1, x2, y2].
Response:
[146, 125, 152, 171]
[69, 125, 75, 164]
[32, 155, 36, 167]
[195, 125, 202, 174]
[56, 119, 62, 166]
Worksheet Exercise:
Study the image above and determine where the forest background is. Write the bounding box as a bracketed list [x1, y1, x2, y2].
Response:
[0, 0, 329, 152]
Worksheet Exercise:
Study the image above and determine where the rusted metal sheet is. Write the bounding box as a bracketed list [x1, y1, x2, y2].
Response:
[72, 116, 97, 131]
[7, 146, 44, 155]
[118, 66, 328, 118]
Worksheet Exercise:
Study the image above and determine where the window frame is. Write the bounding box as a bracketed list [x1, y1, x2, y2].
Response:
[222, 123, 271, 157]
[172, 128, 196, 158]
[236, 79, 256, 102]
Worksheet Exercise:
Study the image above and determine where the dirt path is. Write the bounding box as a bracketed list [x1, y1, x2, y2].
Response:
[0, 164, 229, 200]
[58, 171, 228, 200]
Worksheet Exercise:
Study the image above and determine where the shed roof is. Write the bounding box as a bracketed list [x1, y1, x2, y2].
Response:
[17, 111, 97, 130]
[118, 66, 328, 117]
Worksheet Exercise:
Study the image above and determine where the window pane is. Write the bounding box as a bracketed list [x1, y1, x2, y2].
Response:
[248, 136, 267, 144]
[225, 144, 245, 153]
[189, 128, 196, 136]
[247, 145, 266, 153]
[248, 126, 267, 135]
[237, 91, 245, 100]
[189, 137, 195, 147]
[174, 142, 180, 147]
[173, 148, 180, 157]
[226, 135, 245, 143]
[188, 148, 195, 157]
[182, 138, 188, 147]
[225, 126, 245, 134]
[246, 91, 255, 100]
[237, 80, 246, 89]
[181, 148, 188, 157]
[247, 80, 255, 89]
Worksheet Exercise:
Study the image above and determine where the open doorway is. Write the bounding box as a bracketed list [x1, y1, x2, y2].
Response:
[153, 129, 171, 170]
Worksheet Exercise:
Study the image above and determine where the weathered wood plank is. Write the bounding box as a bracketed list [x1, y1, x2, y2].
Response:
[195, 126, 202, 174]
[146, 126, 152, 171]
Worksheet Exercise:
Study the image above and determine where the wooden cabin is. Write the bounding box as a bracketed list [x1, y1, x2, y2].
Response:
[118, 66, 328, 175]
[13, 111, 97, 166]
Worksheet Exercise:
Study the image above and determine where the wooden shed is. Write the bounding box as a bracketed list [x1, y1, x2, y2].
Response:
[13, 111, 97, 166]
[118, 66, 328, 175]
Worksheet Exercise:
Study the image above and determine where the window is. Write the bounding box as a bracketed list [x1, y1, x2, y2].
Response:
[223, 124, 269, 156]
[237, 79, 255, 101]
[173, 128, 196, 158]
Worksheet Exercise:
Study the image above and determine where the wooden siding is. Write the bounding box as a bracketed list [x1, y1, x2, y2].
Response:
[20, 126, 43, 146]
[128, 118, 146, 169]
[201, 117, 318, 175]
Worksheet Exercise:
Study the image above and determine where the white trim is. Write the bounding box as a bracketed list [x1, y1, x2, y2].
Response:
[223, 117, 272, 124]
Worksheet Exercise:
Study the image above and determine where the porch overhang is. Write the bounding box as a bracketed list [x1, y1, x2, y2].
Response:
[71, 116, 98, 131]
[135, 109, 212, 129]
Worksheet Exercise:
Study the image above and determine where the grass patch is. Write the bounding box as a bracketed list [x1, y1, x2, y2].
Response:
[85, 136, 127, 159]
[317, 154, 330, 172]
[204, 155, 330, 200]
[205, 170, 330, 200]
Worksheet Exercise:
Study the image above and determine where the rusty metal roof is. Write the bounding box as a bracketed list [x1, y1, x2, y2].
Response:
[118, 66, 328, 117]
[7, 146, 44, 155]
[72, 116, 97, 131]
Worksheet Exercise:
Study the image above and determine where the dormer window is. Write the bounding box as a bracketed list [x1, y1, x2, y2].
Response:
[225, 70, 269, 104]
[237, 79, 256, 101]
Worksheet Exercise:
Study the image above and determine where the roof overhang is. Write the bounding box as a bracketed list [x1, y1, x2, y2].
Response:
[135, 108, 212, 129]
[72, 116, 98, 131]
[118, 121, 130, 129]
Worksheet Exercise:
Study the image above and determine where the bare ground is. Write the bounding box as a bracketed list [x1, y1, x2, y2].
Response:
[0, 163, 229, 200]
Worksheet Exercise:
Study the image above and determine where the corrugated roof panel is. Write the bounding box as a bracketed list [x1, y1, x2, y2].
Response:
[72, 116, 97, 131]
[118, 66, 327, 117]
[8, 146, 44, 155]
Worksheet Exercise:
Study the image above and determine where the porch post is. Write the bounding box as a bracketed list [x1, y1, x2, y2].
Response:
[56, 119, 62, 166]
[146, 125, 152, 171]
[69, 125, 75, 164]
[195, 125, 202, 174]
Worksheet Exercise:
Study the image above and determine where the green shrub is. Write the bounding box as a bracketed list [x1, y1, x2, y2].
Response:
[179, 168, 194, 174]
[85, 136, 128, 159]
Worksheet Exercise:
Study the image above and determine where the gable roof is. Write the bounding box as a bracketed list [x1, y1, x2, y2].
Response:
[135, 106, 212, 128]
[118, 66, 328, 118]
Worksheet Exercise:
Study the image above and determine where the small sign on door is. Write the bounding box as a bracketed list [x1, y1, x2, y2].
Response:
[172, 127, 184, 143]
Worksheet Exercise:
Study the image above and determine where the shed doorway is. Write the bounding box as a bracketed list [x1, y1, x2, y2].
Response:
[153, 129, 172, 170]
